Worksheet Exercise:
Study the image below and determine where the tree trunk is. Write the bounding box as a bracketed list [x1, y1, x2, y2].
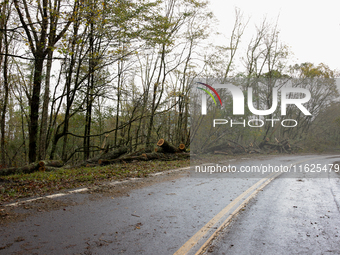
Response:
[29, 54, 45, 163]
[145, 43, 167, 150]
[157, 139, 179, 153]
[0, 162, 40, 176]
[39, 50, 53, 160]
[115, 59, 122, 147]
[86, 146, 128, 164]
[178, 143, 186, 152]
[38, 160, 64, 168]
[13, 0, 74, 163]
[84, 12, 95, 161]
[0, 15, 8, 166]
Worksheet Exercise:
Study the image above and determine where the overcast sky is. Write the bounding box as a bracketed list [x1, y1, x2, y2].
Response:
[208, 0, 340, 72]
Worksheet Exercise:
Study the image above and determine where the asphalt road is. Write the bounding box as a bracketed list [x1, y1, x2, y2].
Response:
[203, 155, 340, 255]
[0, 154, 339, 254]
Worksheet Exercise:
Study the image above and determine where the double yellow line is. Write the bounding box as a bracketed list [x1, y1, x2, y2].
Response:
[174, 157, 318, 255]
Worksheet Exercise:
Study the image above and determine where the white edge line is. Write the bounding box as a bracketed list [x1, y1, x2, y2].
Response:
[45, 193, 67, 198]
[3, 166, 190, 207]
[68, 188, 88, 194]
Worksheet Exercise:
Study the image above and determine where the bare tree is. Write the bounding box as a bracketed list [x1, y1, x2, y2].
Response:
[13, 0, 75, 162]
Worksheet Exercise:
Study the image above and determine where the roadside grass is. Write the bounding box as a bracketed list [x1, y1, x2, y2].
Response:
[0, 159, 189, 203]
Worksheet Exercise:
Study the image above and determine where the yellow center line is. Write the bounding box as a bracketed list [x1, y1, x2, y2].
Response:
[174, 172, 277, 255]
[194, 173, 280, 255]
[174, 157, 321, 255]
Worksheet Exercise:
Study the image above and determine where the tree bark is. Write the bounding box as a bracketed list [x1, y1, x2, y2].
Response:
[157, 139, 179, 153]
[38, 160, 64, 168]
[84, 8, 95, 160]
[39, 50, 53, 160]
[13, 0, 74, 162]
[0, 163, 40, 176]
[86, 146, 128, 164]
[28, 53, 45, 163]
[0, 14, 9, 166]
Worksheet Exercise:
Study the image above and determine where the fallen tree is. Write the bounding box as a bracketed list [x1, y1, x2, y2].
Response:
[98, 151, 190, 166]
[258, 138, 292, 153]
[39, 160, 64, 168]
[0, 160, 64, 176]
[85, 146, 128, 165]
[0, 141, 190, 175]
[179, 143, 186, 152]
[157, 139, 179, 153]
[204, 139, 248, 154]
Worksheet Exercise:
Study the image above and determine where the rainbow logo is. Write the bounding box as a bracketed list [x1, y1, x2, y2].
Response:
[196, 82, 222, 106]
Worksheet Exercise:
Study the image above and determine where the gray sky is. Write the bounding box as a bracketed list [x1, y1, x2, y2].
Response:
[209, 0, 340, 72]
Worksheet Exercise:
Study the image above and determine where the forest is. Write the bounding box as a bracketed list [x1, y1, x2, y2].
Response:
[0, 0, 339, 168]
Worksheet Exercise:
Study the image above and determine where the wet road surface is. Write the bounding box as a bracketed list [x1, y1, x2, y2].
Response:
[204, 156, 340, 255]
[0, 154, 339, 254]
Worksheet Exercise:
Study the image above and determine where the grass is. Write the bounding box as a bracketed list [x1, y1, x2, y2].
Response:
[0, 159, 190, 203]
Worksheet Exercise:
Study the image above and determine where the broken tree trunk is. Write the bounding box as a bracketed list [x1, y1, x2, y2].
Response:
[98, 152, 191, 166]
[144, 152, 190, 160]
[178, 143, 186, 152]
[142, 152, 167, 160]
[38, 160, 64, 168]
[125, 148, 151, 157]
[0, 162, 41, 176]
[99, 155, 148, 165]
[38, 166, 46, 172]
[86, 146, 128, 164]
[259, 138, 292, 153]
[204, 139, 246, 154]
[157, 139, 179, 153]
[154, 147, 165, 153]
